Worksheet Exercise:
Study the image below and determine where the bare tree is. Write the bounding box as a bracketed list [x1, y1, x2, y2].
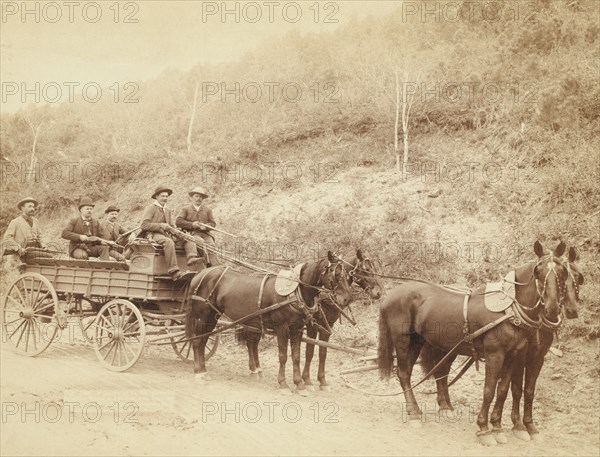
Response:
[187, 81, 199, 154]
[394, 68, 422, 171]
[20, 108, 46, 183]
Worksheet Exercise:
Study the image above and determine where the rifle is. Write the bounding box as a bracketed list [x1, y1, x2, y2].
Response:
[115, 226, 140, 244]
[190, 222, 237, 238]
[86, 236, 123, 251]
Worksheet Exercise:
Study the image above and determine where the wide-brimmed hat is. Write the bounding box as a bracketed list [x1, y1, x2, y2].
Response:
[152, 186, 173, 199]
[105, 205, 120, 214]
[17, 197, 38, 210]
[189, 187, 209, 198]
[78, 197, 95, 210]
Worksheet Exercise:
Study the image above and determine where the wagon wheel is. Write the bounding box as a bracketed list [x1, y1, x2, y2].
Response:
[78, 297, 111, 343]
[93, 299, 146, 371]
[1, 273, 58, 356]
[167, 318, 220, 362]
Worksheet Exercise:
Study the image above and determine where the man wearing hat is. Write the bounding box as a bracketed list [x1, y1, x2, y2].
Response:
[2, 197, 47, 268]
[140, 186, 195, 281]
[61, 197, 110, 260]
[176, 187, 220, 267]
[99, 205, 128, 261]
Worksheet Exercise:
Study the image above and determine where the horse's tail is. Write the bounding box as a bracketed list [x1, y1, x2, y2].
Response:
[378, 308, 394, 379]
[235, 326, 247, 345]
[420, 343, 436, 376]
[185, 268, 214, 339]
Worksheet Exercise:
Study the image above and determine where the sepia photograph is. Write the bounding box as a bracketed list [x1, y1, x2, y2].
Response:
[1, 1, 598, 455]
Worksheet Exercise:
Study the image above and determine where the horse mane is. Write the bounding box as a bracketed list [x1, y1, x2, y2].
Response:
[298, 257, 327, 306]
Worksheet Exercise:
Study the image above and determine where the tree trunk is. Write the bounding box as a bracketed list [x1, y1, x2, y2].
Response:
[394, 71, 400, 172]
[187, 82, 199, 154]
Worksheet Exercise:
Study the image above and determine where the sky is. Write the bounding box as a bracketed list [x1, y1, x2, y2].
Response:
[0, 1, 401, 113]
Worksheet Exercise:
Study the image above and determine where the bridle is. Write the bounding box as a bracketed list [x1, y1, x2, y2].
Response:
[319, 259, 350, 307]
[532, 255, 567, 329]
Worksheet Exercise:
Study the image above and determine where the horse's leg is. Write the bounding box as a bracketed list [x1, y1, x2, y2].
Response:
[490, 352, 518, 444]
[246, 329, 258, 376]
[395, 333, 424, 425]
[302, 323, 317, 388]
[509, 357, 529, 441]
[476, 349, 505, 446]
[424, 344, 457, 412]
[522, 351, 546, 440]
[276, 325, 291, 392]
[193, 312, 217, 381]
[253, 331, 263, 379]
[316, 328, 331, 390]
[290, 324, 307, 396]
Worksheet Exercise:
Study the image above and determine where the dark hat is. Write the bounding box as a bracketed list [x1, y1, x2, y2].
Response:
[105, 205, 120, 214]
[152, 186, 173, 199]
[188, 187, 209, 198]
[78, 197, 95, 210]
[17, 197, 38, 210]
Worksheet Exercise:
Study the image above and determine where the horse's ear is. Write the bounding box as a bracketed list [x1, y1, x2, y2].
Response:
[356, 249, 364, 261]
[533, 241, 545, 258]
[554, 241, 566, 257]
[327, 251, 337, 263]
[568, 246, 578, 263]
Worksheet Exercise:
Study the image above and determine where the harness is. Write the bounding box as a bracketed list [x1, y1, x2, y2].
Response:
[182, 260, 347, 343]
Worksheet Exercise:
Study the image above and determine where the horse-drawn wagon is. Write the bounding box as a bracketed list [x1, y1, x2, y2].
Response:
[1, 240, 219, 371]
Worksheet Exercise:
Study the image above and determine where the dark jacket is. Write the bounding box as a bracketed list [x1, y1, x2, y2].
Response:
[175, 205, 216, 234]
[61, 216, 103, 256]
[140, 203, 175, 237]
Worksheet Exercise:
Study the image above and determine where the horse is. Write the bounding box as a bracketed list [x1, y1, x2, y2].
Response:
[378, 241, 569, 445]
[419, 245, 583, 442]
[302, 249, 383, 390]
[185, 251, 354, 394]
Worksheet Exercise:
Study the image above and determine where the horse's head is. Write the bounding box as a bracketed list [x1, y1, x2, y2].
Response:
[349, 249, 382, 300]
[532, 240, 568, 323]
[320, 251, 353, 307]
[562, 246, 584, 319]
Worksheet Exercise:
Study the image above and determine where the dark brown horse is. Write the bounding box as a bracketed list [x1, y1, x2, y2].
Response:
[378, 241, 569, 444]
[185, 251, 353, 394]
[493, 246, 583, 441]
[419, 246, 582, 442]
[302, 249, 383, 390]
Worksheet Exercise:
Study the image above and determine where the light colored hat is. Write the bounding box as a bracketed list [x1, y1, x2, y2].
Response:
[189, 187, 209, 198]
[17, 197, 38, 210]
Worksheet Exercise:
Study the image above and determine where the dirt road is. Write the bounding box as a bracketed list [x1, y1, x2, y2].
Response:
[1, 326, 598, 456]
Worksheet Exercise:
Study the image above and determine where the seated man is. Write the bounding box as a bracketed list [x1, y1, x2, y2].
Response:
[61, 197, 110, 260]
[2, 197, 51, 269]
[99, 205, 128, 261]
[176, 187, 220, 267]
[140, 185, 195, 281]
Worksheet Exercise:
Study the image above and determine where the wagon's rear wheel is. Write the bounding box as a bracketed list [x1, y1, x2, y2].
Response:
[168, 319, 220, 362]
[93, 299, 145, 371]
[1, 273, 58, 356]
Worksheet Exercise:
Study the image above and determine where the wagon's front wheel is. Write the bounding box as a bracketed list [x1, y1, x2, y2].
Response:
[1, 273, 59, 356]
[93, 299, 145, 371]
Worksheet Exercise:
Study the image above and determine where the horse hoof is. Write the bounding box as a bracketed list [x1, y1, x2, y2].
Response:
[279, 387, 293, 396]
[408, 419, 423, 428]
[297, 388, 310, 397]
[305, 385, 316, 392]
[512, 429, 531, 441]
[319, 385, 330, 392]
[250, 372, 260, 379]
[529, 432, 542, 442]
[195, 373, 211, 382]
[477, 433, 497, 446]
[493, 431, 508, 444]
[438, 409, 456, 421]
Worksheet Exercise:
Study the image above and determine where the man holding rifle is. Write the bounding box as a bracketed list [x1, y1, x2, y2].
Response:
[99, 205, 128, 261]
[176, 187, 221, 267]
[2, 197, 52, 269]
[61, 197, 110, 260]
[140, 186, 196, 281]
